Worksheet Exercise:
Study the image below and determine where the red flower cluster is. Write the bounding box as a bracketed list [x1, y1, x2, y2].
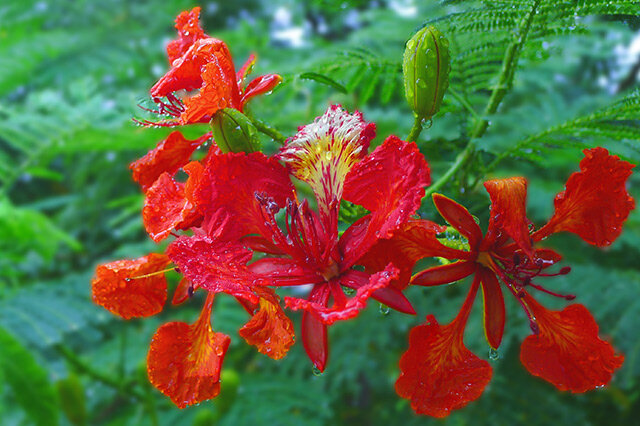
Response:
[92, 6, 635, 415]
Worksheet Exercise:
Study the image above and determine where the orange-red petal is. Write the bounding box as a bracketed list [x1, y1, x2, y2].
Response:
[142, 173, 193, 242]
[172, 277, 193, 305]
[411, 261, 477, 287]
[534, 147, 635, 246]
[239, 287, 295, 360]
[240, 74, 282, 107]
[340, 136, 431, 267]
[521, 295, 624, 392]
[91, 253, 170, 319]
[166, 7, 208, 63]
[482, 177, 533, 257]
[478, 268, 505, 350]
[301, 284, 330, 372]
[130, 131, 209, 191]
[432, 193, 483, 251]
[395, 277, 491, 417]
[147, 295, 230, 408]
[167, 235, 259, 303]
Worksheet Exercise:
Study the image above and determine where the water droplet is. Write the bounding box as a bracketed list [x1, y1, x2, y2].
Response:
[379, 303, 390, 315]
[312, 366, 323, 376]
[488, 348, 500, 361]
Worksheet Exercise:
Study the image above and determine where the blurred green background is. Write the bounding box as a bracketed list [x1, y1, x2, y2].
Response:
[1, 0, 639, 425]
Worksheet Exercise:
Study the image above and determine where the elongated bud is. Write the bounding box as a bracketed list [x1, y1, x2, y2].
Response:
[210, 108, 261, 153]
[403, 26, 450, 120]
[56, 374, 87, 426]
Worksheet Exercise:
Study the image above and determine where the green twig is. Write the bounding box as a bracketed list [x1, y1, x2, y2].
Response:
[424, 0, 541, 199]
[250, 117, 287, 145]
[407, 115, 423, 142]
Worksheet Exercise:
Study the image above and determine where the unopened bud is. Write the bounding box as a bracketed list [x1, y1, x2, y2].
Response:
[403, 26, 450, 120]
[211, 108, 261, 153]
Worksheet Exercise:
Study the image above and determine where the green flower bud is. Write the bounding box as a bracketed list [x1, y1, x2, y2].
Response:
[55, 374, 87, 426]
[403, 26, 450, 120]
[211, 108, 261, 153]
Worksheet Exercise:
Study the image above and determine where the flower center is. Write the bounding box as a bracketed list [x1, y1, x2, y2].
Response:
[320, 262, 340, 281]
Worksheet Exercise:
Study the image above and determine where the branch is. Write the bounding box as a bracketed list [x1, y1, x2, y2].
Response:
[250, 117, 287, 145]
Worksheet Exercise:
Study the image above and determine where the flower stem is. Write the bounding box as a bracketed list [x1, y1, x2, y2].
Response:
[407, 115, 423, 142]
[250, 117, 287, 145]
[424, 0, 541, 198]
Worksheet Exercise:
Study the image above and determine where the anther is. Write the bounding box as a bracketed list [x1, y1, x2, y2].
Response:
[529, 320, 539, 335]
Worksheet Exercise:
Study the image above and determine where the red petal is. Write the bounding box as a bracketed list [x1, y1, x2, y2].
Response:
[278, 105, 375, 229]
[395, 277, 491, 417]
[171, 277, 192, 305]
[356, 219, 472, 291]
[340, 136, 431, 267]
[239, 287, 295, 360]
[167, 235, 259, 303]
[240, 74, 282, 107]
[534, 147, 635, 246]
[248, 257, 322, 286]
[142, 173, 196, 242]
[432, 193, 483, 251]
[150, 38, 238, 99]
[301, 284, 331, 371]
[236, 53, 256, 87]
[92, 253, 170, 319]
[340, 268, 415, 315]
[521, 295, 624, 392]
[147, 295, 230, 408]
[130, 131, 210, 191]
[285, 265, 399, 325]
[166, 7, 208, 63]
[482, 177, 533, 256]
[192, 151, 295, 241]
[479, 268, 505, 349]
[411, 261, 477, 286]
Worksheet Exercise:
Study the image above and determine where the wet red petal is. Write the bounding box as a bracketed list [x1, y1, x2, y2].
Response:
[432, 193, 483, 251]
[249, 257, 322, 286]
[150, 38, 237, 99]
[285, 265, 399, 325]
[482, 177, 533, 256]
[167, 235, 259, 303]
[142, 173, 196, 242]
[236, 53, 256, 87]
[239, 287, 295, 360]
[240, 74, 282, 107]
[130, 131, 210, 191]
[171, 277, 193, 305]
[395, 277, 491, 417]
[147, 295, 230, 408]
[479, 268, 505, 349]
[340, 137, 431, 267]
[302, 284, 331, 371]
[411, 261, 477, 287]
[166, 7, 208, 63]
[91, 253, 170, 319]
[534, 147, 635, 246]
[356, 219, 472, 291]
[521, 295, 624, 392]
[340, 268, 415, 315]
[192, 151, 295, 240]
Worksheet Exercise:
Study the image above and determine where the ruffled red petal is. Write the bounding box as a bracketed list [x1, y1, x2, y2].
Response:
[150, 38, 237, 99]
[340, 136, 431, 268]
[411, 261, 477, 286]
[142, 173, 197, 242]
[301, 284, 330, 371]
[166, 7, 208, 63]
[239, 287, 295, 360]
[478, 268, 505, 349]
[520, 295, 624, 392]
[534, 147, 635, 246]
[432, 193, 483, 251]
[167, 235, 259, 303]
[130, 131, 209, 191]
[356, 219, 472, 291]
[285, 265, 399, 325]
[395, 277, 491, 417]
[147, 295, 230, 408]
[92, 253, 170, 319]
[340, 268, 415, 314]
[482, 177, 533, 256]
[240, 74, 282, 107]
[192, 151, 295, 240]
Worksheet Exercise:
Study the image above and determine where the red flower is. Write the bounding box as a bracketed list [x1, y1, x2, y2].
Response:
[140, 7, 281, 127]
[392, 147, 634, 416]
[175, 105, 431, 371]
